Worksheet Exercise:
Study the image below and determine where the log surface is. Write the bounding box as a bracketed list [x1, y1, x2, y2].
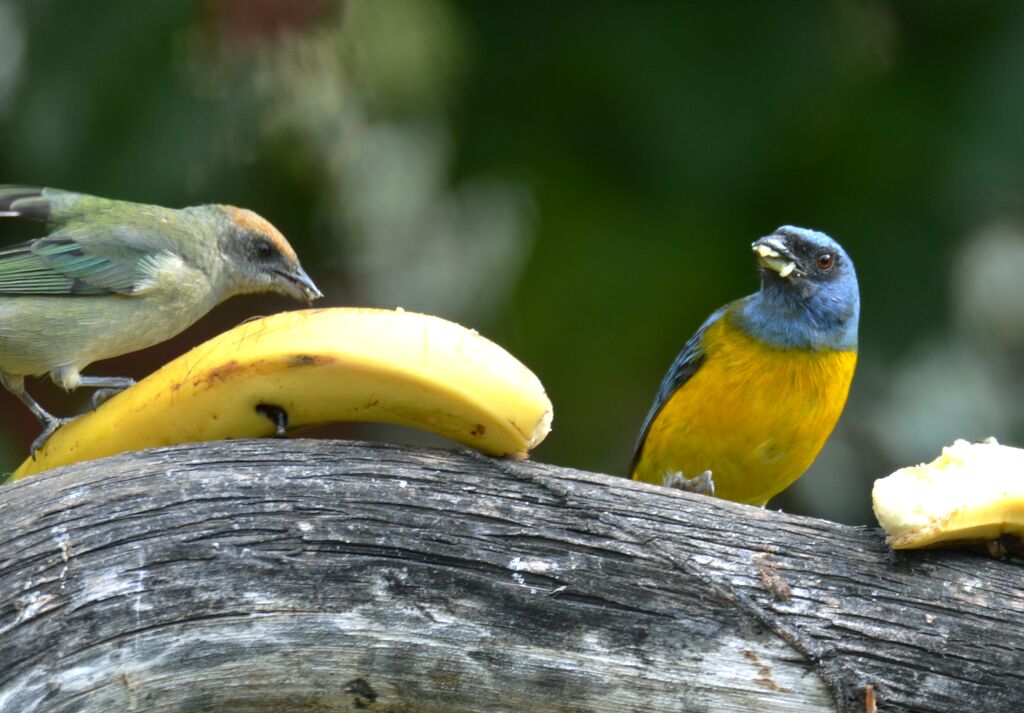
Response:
[0, 439, 1022, 713]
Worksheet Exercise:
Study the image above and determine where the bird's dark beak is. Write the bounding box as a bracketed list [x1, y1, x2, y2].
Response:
[752, 235, 800, 278]
[277, 266, 323, 304]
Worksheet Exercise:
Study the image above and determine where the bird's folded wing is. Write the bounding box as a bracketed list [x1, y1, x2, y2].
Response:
[630, 305, 726, 470]
[0, 237, 155, 295]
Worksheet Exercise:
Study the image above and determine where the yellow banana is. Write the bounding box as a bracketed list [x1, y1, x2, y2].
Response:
[12, 308, 553, 479]
[872, 438, 1024, 549]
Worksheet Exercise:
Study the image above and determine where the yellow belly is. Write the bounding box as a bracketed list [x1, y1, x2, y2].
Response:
[632, 315, 857, 506]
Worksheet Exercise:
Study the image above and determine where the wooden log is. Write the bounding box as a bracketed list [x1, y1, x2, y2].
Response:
[0, 439, 1021, 712]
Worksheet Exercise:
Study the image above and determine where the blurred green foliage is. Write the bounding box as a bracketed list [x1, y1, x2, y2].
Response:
[2, 0, 1023, 524]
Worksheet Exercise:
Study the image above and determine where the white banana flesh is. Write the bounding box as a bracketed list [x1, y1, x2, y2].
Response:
[13, 308, 553, 479]
[872, 438, 1024, 549]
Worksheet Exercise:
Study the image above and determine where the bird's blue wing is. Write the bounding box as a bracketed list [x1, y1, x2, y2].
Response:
[1, 186, 156, 295]
[0, 186, 168, 296]
[0, 237, 153, 295]
[630, 306, 727, 473]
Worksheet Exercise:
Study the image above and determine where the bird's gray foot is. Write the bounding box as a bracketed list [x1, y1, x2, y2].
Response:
[90, 388, 122, 409]
[78, 376, 135, 410]
[663, 469, 715, 497]
[0, 372, 77, 457]
[30, 415, 76, 458]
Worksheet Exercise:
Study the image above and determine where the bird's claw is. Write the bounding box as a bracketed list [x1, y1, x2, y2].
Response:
[663, 469, 715, 497]
[30, 416, 76, 459]
[91, 387, 124, 410]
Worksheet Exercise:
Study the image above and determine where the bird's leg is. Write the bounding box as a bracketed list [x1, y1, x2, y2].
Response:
[0, 373, 74, 457]
[663, 469, 715, 497]
[29, 417, 75, 458]
[77, 375, 136, 409]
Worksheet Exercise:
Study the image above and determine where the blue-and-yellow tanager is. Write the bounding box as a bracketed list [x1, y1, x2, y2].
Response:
[0, 186, 322, 453]
[631, 226, 859, 506]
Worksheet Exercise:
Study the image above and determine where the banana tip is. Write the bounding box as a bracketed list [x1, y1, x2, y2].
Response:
[527, 407, 553, 451]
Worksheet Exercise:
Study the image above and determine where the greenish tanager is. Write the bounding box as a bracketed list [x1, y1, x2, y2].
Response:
[0, 186, 322, 454]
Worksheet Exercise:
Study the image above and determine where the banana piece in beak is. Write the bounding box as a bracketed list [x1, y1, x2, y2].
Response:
[753, 243, 797, 278]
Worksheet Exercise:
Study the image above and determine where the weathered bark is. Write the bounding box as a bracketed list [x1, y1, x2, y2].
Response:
[0, 439, 1021, 713]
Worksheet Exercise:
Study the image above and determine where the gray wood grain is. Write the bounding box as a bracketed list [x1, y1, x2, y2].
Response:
[0, 439, 1022, 713]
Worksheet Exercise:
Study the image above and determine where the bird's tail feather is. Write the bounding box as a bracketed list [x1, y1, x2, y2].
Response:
[0, 186, 51, 221]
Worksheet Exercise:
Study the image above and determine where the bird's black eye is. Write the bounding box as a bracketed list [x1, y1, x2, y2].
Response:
[253, 238, 276, 260]
[816, 253, 834, 271]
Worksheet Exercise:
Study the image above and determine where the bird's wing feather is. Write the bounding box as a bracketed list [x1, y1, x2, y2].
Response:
[0, 236, 156, 295]
[0, 186, 190, 296]
[629, 305, 727, 473]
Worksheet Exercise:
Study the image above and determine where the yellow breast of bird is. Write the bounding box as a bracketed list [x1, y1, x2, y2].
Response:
[634, 314, 857, 506]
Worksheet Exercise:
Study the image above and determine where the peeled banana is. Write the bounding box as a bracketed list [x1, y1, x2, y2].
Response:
[12, 308, 553, 479]
[872, 438, 1024, 549]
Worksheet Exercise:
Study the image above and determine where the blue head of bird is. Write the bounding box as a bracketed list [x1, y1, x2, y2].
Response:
[736, 226, 859, 352]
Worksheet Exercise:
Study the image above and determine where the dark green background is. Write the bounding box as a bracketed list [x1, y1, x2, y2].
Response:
[2, 1, 1022, 523]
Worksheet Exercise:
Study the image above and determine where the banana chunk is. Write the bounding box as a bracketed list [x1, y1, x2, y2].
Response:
[13, 308, 553, 479]
[872, 438, 1024, 549]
